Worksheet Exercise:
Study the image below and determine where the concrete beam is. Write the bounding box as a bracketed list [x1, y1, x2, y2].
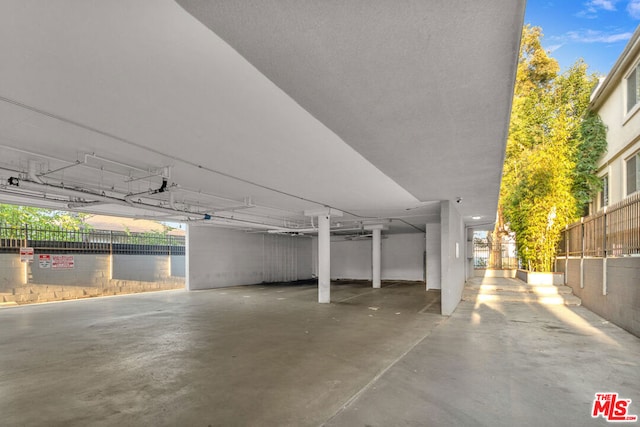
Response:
[304, 208, 343, 217]
[363, 224, 389, 231]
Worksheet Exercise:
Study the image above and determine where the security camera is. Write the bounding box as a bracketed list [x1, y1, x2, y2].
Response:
[456, 197, 462, 204]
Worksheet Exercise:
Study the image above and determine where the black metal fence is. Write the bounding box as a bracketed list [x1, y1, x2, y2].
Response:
[0, 224, 185, 255]
[473, 238, 518, 269]
[558, 192, 640, 258]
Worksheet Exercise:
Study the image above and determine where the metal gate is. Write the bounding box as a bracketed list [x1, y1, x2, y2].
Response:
[473, 237, 518, 269]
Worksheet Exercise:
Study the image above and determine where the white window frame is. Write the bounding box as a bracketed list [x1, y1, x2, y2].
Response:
[599, 174, 609, 209]
[625, 62, 640, 118]
[625, 151, 640, 196]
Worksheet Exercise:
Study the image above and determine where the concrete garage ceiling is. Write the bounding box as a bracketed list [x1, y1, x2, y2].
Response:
[0, 0, 525, 234]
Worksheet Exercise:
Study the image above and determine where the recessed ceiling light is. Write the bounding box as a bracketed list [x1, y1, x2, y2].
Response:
[472, 216, 482, 220]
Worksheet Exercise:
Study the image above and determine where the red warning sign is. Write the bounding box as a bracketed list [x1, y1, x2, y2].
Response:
[52, 255, 74, 269]
[20, 247, 34, 263]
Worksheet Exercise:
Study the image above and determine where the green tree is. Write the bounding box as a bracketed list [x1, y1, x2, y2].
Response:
[497, 26, 607, 272]
[0, 203, 89, 237]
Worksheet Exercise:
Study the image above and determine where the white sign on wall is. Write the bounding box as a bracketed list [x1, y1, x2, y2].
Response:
[39, 254, 51, 268]
[20, 247, 34, 263]
[52, 255, 74, 269]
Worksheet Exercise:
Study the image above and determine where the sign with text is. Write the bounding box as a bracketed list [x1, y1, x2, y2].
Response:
[39, 254, 51, 269]
[592, 393, 637, 422]
[52, 255, 74, 270]
[20, 247, 34, 263]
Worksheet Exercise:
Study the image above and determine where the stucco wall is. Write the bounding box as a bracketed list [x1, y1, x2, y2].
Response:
[329, 233, 425, 281]
[592, 52, 640, 206]
[112, 254, 170, 282]
[171, 255, 186, 277]
[0, 253, 185, 293]
[187, 225, 313, 290]
[330, 238, 371, 280]
[559, 257, 640, 337]
[30, 254, 110, 286]
[0, 254, 24, 289]
[0, 253, 184, 304]
[263, 234, 312, 283]
[381, 233, 425, 281]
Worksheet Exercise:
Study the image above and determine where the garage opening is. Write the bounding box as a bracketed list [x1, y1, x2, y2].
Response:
[0, 204, 185, 305]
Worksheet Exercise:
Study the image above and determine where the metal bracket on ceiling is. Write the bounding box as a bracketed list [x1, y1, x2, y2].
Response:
[84, 153, 171, 184]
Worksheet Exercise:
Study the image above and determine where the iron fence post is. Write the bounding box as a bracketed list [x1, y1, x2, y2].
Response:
[603, 206, 608, 296]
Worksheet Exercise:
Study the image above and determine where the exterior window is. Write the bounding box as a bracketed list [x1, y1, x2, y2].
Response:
[627, 153, 640, 195]
[628, 65, 640, 112]
[600, 175, 609, 208]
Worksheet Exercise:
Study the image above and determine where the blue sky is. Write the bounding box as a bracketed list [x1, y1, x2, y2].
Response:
[525, 0, 640, 75]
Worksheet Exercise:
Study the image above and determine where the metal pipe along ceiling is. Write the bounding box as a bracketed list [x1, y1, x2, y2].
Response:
[4, 177, 312, 231]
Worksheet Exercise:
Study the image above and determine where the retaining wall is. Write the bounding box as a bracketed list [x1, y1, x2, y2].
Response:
[2, 279, 183, 304]
[0, 253, 185, 304]
[557, 257, 640, 337]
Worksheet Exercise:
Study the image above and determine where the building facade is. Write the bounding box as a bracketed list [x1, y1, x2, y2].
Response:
[590, 27, 640, 212]
[557, 26, 640, 337]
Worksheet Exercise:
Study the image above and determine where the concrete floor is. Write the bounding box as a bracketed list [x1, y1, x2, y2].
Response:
[1, 278, 639, 426]
[328, 277, 640, 427]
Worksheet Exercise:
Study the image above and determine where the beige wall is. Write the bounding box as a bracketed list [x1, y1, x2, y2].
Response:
[594, 52, 640, 207]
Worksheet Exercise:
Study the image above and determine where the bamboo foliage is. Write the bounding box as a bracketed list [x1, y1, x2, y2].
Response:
[498, 26, 607, 272]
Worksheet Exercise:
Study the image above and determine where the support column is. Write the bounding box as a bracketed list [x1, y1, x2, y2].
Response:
[317, 214, 331, 303]
[185, 223, 191, 290]
[305, 208, 343, 304]
[364, 223, 387, 289]
[372, 228, 381, 288]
